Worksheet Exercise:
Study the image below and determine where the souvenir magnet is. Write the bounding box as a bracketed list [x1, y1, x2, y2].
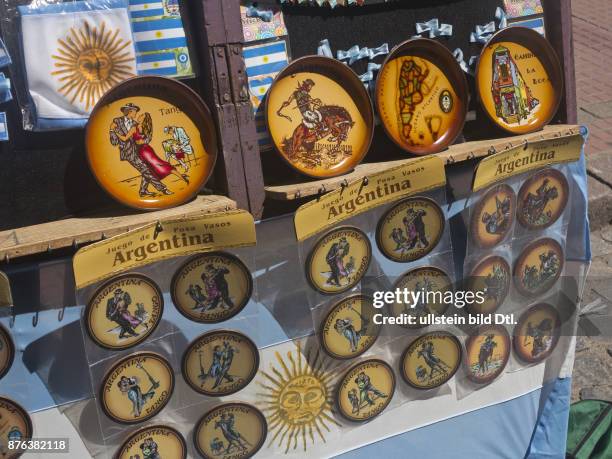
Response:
[471, 184, 516, 249]
[181, 330, 259, 397]
[0, 397, 33, 459]
[0, 323, 15, 380]
[115, 425, 187, 459]
[465, 255, 511, 315]
[514, 238, 564, 297]
[376, 196, 445, 262]
[464, 324, 511, 384]
[513, 303, 561, 363]
[517, 168, 569, 230]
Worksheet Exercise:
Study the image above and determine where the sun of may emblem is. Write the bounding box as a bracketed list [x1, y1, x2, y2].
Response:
[257, 342, 340, 453]
[51, 21, 135, 110]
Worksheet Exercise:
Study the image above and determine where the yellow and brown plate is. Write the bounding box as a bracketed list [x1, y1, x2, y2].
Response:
[513, 238, 564, 297]
[171, 252, 253, 323]
[513, 303, 561, 363]
[465, 255, 511, 316]
[464, 324, 510, 384]
[471, 184, 516, 249]
[376, 196, 445, 262]
[86, 76, 217, 210]
[266, 55, 374, 178]
[517, 168, 569, 230]
[0, 323, 15, 380]
[376, 38, 468, 154]
[0, 397, 33, 459]
[194, 402, 267, 459]
[115, 425, 187, 459]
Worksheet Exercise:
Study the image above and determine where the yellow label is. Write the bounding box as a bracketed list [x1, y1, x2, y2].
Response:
[295, 156, 446, 241]
[0, 272, 12, 308]
[473, 134, 583, 191]
[74, 210, 256, 288]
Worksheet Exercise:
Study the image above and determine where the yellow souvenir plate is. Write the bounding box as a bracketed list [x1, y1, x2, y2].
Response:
[100, 352, 174, 424]
[476, 27, 563, 134]
[513, 238, 564, 297]
[86, 76, 217, 210]
[336, 359, 395, 422]
[517, 168, 569, 230]
[390, 267, 453, 329]
[266, 56, 374, 178]
[376, 196, 445, 262]
[171, 252, 253, 323]
[306, 226, 372, 295]
[513, 303, 561, 363]
[464, 324, 510, 384]
[115, 425, 187, 459]
[465, 255, 511, 316]
[85, 273, 163, 350]
[471, 184, 516, 249]
[376, 38, 468, 154]
[181, 330, 259, 396]
[400, 331, 462, 390]
[194, 403, 267, 459]
[0, 323, 15, 380]
[320, 294, 380, 360]
[0, 397, 32, 459]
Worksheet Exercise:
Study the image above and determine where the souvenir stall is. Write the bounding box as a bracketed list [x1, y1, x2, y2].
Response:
[0, 1, 588, 458]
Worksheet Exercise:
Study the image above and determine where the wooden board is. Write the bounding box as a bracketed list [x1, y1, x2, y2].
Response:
[0, 195, 235, 260]
[264, 124, 581, 200]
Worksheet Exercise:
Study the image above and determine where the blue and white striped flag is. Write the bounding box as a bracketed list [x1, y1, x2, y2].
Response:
[508, 17, 545, 36]
[132, 17, 188, 53]
[0, 112, 8, 142]
[129, 0, 165, 19]
[136, 51, 177, 75]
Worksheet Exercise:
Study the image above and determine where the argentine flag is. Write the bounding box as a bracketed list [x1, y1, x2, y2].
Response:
[129, 0, 165, 19]
[132, 17, 187, 53]
[136, 51, 177, 76]
[0, 112, 8, 141]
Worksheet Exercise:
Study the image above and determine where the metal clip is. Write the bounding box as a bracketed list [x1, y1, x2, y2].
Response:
[72, 239, 79, 250]
[446, 156, 455, 164]
[9, 304, 15, 328]
[295, 190, 302, 199]
[340, 178, 349, 189]
[318, 185, 327, 195]
[154, 221, 163, 240]
[32, 310, 38, 327]
[58, 307, 65, 322]
[488, 147, 496, 156]
[523, 139, 529, 151]
[362, 176, 369, 186]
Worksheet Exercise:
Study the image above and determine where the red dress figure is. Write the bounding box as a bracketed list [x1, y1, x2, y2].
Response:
[134, 129, 174, 180]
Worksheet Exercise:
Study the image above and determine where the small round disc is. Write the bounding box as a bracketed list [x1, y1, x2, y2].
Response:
[465, 256, 511, 315]
[115, 425, 187, 459]
[0, 397, 33, 459]
[320, 294, 381, 360]
[471, 184, 516, 249]
[0, 323, 15, 380]
[181, 330, 259, 396]
[376, 196, 445, 262]
[306, 226, 372, 295]
[194, 403, 267, 459]
[336, 359, 395, 422]
[85, 274, 164, 350]
[517, 168, 569, 230]
[513, 238, 564, 297]
[513, 303, 561, 363]
[100, 352, 174, 424]
[464, 324, 510, 384]
[400, 332, 462, 390]
[171, 252, 253, 323]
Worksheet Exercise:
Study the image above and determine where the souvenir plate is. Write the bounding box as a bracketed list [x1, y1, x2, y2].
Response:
[171, 252, 253, 323]
[376, 38, 468, 154]
[86, 76, 217, 210]
[320, 294, 380, 360]
[476, 27, 563, 134]
[266, 56, 374, 178]
[465, 256, 511, 315]
[513, 303, 561, 363]
[471, 184, 516, 249]
[306, 226, 372, 295]
[376, 196, 445, 262]
[194, 403, 267, 459]
[100, 352, 174, 424]
[336, 359, 395, 422]
[181, 330, 259, 396]
[517, 168, 569, 230]
[513, 238, 564, 297]
[115, 425, 187, 459]
[390, 267, 453, 329]
[0, 323, 15, 380]
[0, 397, 32, 459]
[464, 324, 510, 384]
[400, 332, 462, 390]
[85, 273, 163, 350]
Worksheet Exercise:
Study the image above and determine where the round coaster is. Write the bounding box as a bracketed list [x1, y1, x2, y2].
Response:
[476, 27, 563, 134]
[390, 267, 453, 329]
[171, 252, 253, 323]
[0, 397, 33, 459]
[513, 303, 561, 363]
[471, 184, 516, 249]
[115, 425, 187, 459]
[320, 294, 380, 360]
[513, 238, 564, 297]
[465, 255, 511, 316]
[194, 403, 267, 459]
[376, 38, 468, 154]
[376, 196, 445, 263]
[86, 76, 217, 210]
[517, 168, 569, 230]
[85, 273, 163, 350]
[100, 352, 174, 424]
[181, 330, 259, 397]
[266, 56, 374, 178]
[464, 324, 510, 384]
[0, 323, 15, 380]
[306, 226, 372, 295]
[400, 331, 462, 390]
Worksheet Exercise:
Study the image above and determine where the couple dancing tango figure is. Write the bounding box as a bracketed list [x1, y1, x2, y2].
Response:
[110, 103, 190, 197]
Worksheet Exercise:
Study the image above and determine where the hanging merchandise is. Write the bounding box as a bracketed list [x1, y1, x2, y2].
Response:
[0, 397, 33, 449]
[470, 184, 517, 249]
[513, 303, 561, 364]
[516, 168, 569, 230]
[513, 238, 564, 297]
[0, 323, 14, 380]
[115, 425, 187, 459]
[465, 255, 511, 316]
[0, 112, 7, 142]
[464, 324, 511, 384]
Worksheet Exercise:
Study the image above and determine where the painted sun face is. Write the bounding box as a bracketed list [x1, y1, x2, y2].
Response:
[279, 375, 327, 425]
